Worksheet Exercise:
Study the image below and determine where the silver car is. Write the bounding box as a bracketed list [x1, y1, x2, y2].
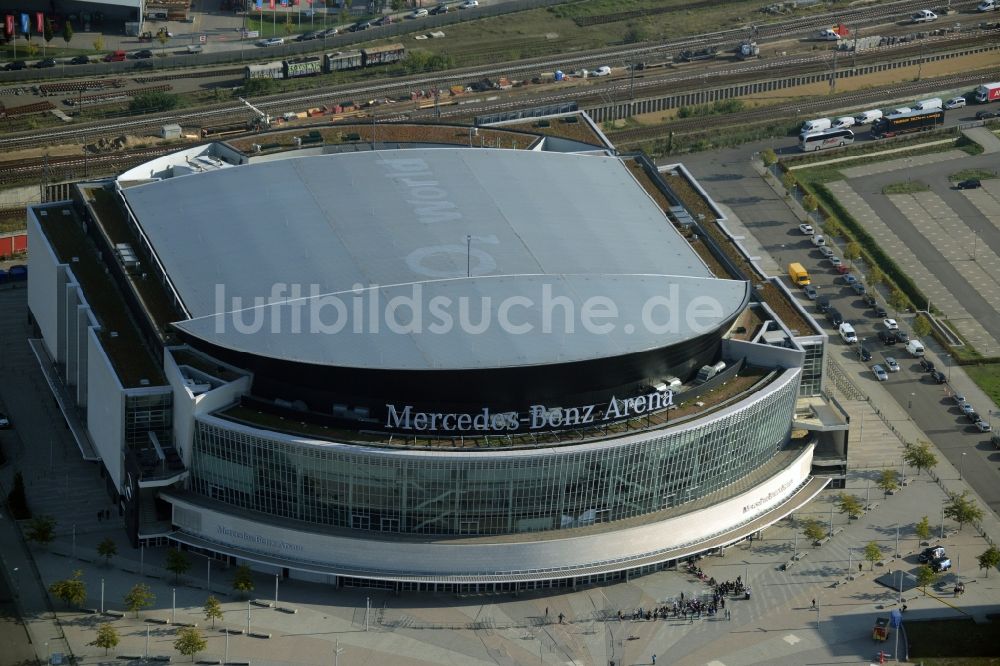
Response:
[872, 365, 888, 381]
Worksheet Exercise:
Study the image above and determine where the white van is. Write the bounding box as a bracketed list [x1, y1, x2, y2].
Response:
[891, 107, 912, 115]
[913, 97, 943, 111]
[833, 115, 856, 129]
[839, 322, 858, 343]
[906, 339, 925, 357]
[977, 0, 997, 12]
[800, 118, 832, 136]
[854, 109, 883, 125]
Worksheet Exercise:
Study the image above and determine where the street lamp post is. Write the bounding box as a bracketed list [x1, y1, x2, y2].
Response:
[960, 452, 966, 481]
[11, 567, 19, 598]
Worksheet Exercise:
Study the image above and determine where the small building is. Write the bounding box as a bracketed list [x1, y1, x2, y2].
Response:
[160, 124, 182, 140]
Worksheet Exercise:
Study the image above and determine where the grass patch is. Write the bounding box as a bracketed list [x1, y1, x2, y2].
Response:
[908, 618, 1000, 662]
[964, 364, 1000, 405]
[957, 134, 986, 156]
[882, 181, 930, 194]
[949, 168, 998, 181]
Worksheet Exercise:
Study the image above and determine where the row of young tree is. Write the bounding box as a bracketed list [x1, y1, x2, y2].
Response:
[90, 619, 211, 661]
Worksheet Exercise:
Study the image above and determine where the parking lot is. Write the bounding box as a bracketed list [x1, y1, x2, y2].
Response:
[679, 135, 1000, 517]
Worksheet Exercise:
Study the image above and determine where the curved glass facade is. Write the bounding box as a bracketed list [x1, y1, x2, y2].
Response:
[189, 369, 799, 537]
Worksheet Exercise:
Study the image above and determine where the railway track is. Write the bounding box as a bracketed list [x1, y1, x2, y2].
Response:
[0, 0, 984, 153]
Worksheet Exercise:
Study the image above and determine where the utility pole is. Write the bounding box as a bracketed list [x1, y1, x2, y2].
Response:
[172, 588, 176, 625]
[365, 597, 370, 632]
[100, 578, 104, 614]
[829, 48, 838, 93]
[274, 573, 279, 609]
[247, 600, 251, 634]
[334, 639, 343, 666]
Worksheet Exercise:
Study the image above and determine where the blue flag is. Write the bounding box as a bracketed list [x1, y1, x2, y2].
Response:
[20, 12, 29, 34]
[255, 0, 263, 8]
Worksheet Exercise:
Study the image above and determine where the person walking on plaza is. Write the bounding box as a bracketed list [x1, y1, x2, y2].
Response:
[811, 598, 815, 609]
[652, 655, 657, 664]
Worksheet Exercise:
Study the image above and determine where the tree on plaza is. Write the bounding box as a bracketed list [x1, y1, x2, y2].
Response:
[25, 39, 38, 58]
[166, 548, 192, 584]
[802, 193, 819, 213]
[62, 20, 73, 46]
[174, 626, 207, 662]
[781, 172, 797, 196]
[844, 241, 862, 268]
[232, 564, 255, 597]
[863, 541, 883, 570]
[802, 518, 827, 543]
[977, 545, 1000, 577]
[157, 30, 169, 48]
[943, 491, 984, 532]
[283, 11, 294, 36]
[837, 492, 864, 520]
[913, 314, 932, 338]
[25, 515, 56, 547]
[761, 148, 778, 166]
[904, 441, 937, 476]
[43, 18, 53, 54]
[93, 35, 104, 53]
[124, 583, 155, 618]
[876, 469, 899, 498]
[203, 595, 224, 627]
[914, 515, 932, 543]
[97, 537, 118, 565]
[821, 219, 840, 239]
[915, 564, 937, 592]
[48, 569, 87, 608]
[888, 288, 909, 313]
[89, 622, 120, 655]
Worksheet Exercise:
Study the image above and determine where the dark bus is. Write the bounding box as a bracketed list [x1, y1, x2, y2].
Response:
[871, 109, 945, 138]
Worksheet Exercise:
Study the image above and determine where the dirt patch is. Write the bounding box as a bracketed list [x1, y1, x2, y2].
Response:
[2, 134, 178, 162]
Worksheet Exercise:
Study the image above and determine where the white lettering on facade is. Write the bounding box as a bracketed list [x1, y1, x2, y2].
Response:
[216, 525, 304, 552]
[742, 479, 795, 514]
[384, 389, 674, 434]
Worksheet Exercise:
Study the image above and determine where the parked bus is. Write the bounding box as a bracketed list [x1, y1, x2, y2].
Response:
[871, 109, 945, 138]
[799, 128, 855, 151]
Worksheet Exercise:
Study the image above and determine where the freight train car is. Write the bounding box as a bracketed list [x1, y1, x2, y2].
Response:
[284, 57, 322, 78]
[246, 61, 285, 79]
[360, 43, 405, 66]
[324, 50, 363, 72]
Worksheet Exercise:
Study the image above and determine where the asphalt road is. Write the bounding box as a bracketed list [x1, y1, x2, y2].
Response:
[678, 139, 1000, 518]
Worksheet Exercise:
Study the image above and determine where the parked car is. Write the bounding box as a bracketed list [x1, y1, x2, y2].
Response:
[592, 65, 613, 77]
[975, 419, 992, 432]
[977, 110, 998, 120]
[799, 223, 814, 235]
[955, 179, 982, 190]
[961, 402, 976, 416]
[812, 234, 826, 247]
[918, 546, 945, 563]
[4, 60, 27, 70]
[911, 9, 938, 23]
[967, 410, 981, 423]
[851, 282, 866, 295]
[321, 27, 340, 37]
[827, 308, 844, 326]
[863, 293, 877, 308]
[804, 285, 818, 299]
[132, 49, 154, 59]
[843, 274, 858, 285]
[296, 30, 322, 41]
[34, 58, 57, 68]
[945, 96, 967, 109]
[859, 345, 872, 362]
[930, 370, 946, 384]
[460, 0, 479, 7]
[872, 365, 889, 381]
[885, 356, 899, 372]
[829, 256, 843, 268]
[835, 263, 850, 274]
[919, 358, 935, 372]
[878, 330, 897, 345]
[931, 556, 952, 572]
[410, 8, 429, 17]
[883, 318, 899, 330]
[952, 393, 967, 405]
[0, 412, 10, 429]
[816, 295, 831, 313]
[875, 305, 888, 318]
[430, 4, 449, 14]
[819, 246, 834, 258]
[349, 21, 371, 31]
[374, 15, 393, 26]
[69, 55, 91, 64]
[895, 330, 909, 343]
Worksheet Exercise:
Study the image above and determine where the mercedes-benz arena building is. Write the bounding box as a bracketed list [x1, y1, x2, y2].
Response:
[28, 126, 835, 592]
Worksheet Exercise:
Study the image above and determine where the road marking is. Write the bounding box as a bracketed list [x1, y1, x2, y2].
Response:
[783, 634, 801, 645]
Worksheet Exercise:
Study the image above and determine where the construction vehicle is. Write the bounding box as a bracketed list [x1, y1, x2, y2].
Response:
[737, 40, 759, 59]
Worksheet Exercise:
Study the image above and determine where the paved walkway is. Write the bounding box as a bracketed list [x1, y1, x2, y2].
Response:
[962, 127, 1000, 154]
[839, 149, 968, 179]
[825, 179, 1000, 353]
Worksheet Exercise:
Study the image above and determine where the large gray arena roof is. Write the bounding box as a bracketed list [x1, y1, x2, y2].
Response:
[123, 148, 748, 370]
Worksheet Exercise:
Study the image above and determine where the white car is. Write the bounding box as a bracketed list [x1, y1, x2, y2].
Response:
[885, 356, 900, 372]
[978, 0, 997, 11]
[883, 318, 899, 330]
[811, 234, 826, 247]
[799, 223, 814, 235]
[829, 255, 843, 267]
[945, 96, 967, 109]
[911, 9, 938, 23]
[460, 0, 479, 7]
[591, 65, 612, 77]
[819, 246, 834, 257]
[410, 8, 429, 17]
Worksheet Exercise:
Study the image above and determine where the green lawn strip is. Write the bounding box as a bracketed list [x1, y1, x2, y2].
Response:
[882, 181, 930, 194]
[907, 618, 1000, 661]
[948, 168, 998, 181]
[964, 364, 1000, 406]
